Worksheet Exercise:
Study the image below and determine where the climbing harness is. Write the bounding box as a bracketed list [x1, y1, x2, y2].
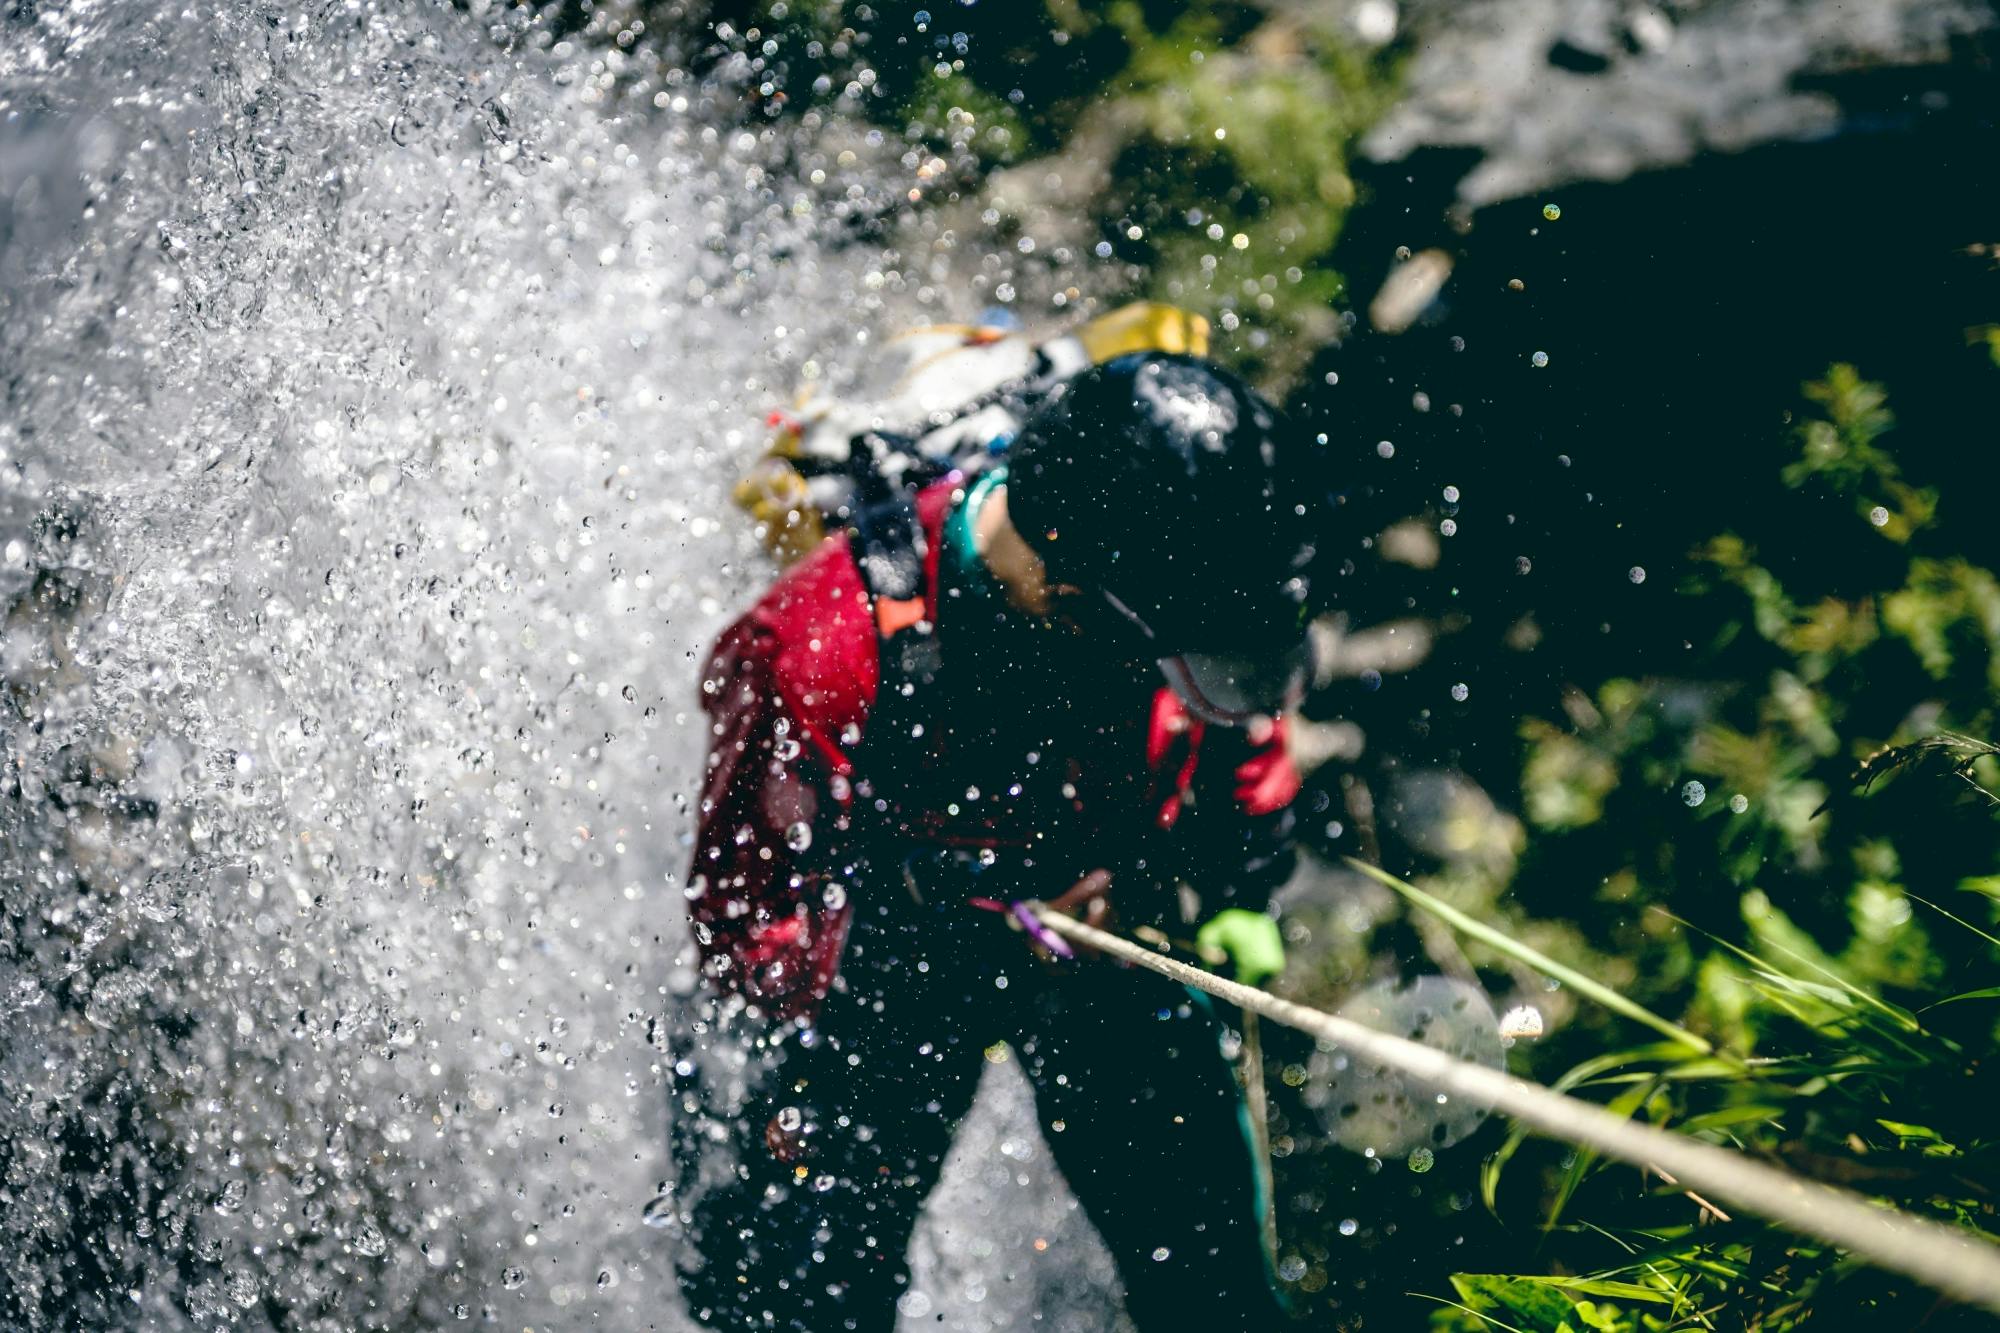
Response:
[1026, 902, 2000, 1318]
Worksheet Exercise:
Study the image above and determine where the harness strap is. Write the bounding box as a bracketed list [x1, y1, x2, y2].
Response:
[845, 488, 943, 698]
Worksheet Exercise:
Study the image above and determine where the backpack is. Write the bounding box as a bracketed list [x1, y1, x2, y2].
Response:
[732, 302, 1210, 566]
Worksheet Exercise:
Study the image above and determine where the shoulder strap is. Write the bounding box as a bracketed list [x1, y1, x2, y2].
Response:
[847, 493, 942, 690]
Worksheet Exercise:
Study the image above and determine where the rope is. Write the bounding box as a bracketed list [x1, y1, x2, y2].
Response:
[1239, 1009, 1279, 1271]
[1028, 904, 2000, 1316]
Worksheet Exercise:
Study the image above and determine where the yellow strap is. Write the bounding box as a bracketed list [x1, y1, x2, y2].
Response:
[732, 457, 824, 566]
[1072, 301, 1211, 363]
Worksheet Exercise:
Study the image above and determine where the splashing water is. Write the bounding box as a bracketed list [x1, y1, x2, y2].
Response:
[1303, 976, 1502, 1158]
[0, 4, 1112, 1328]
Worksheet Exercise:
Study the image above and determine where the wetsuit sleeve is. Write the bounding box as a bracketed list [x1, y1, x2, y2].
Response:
[687, 615, 847, 1020]
[1180, 716, 1303, 915]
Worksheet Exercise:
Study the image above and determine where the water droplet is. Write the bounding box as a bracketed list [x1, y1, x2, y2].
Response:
[1542, 203, 1562, 221]
[1682, 780, 1707, 807]
[1277, 1255, 1308, 1281]
[1450, 683, 1469, 702]
[1729, 793, 1749, 814]
[777, 1106, 804, 1132]
[784, 822, 812, 852]
[1869, 505, 1890, 527]
[641, 1193, 676, 1230]
[1531, 350, 1549, 368]
[1628, 565, 1647, 584]
[1306, 977, 1501, 1156]
[1408, 1147, 1435, 1173]
[1498, 1005, 1544, 1040]
[1338, 1218, 1359, 1237]
[501, 1266, 526, 1291]
[1151, 1246, 1172, 1261]
[353, 1219, 387, 1257]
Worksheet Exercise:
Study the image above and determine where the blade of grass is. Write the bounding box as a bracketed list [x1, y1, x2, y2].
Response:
[1483, 1043, 1691, 1212]
[1925, 986, 2000, 1010]
[1674, 1103, 1785, 1133]
[1658, 908, 1927, 1043]
[1513, 1275, 1675, 1305]
[1348, 858, 1715, 1055]
[1568, 1226, 1717, 1328]
[1906, 891, 2000, 950]
[1411, 1294, 1532, 1333]
[1547, 1077, 1663, 1230]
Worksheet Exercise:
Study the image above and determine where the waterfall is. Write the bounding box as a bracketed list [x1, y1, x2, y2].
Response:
[0, 2, 1117, 1327]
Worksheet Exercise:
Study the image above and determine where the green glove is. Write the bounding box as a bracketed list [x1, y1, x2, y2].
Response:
[1196, 908, 1287, 989]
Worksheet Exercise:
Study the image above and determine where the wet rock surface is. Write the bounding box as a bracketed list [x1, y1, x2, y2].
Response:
[1370, 0, 1997, 204]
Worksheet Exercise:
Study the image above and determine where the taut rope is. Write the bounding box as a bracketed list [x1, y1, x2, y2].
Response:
[1029, 904, 2000, 1316]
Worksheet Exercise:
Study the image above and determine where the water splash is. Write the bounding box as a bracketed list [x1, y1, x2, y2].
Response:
[1303, 976, 1502, 1158]
[1, 2, 1118, 1327]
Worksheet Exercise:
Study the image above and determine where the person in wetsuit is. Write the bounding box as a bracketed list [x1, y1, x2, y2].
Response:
[673, 353, 1327, 1332]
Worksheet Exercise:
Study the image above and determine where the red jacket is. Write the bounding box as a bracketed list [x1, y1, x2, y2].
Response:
[688, 482, 1302, 1019]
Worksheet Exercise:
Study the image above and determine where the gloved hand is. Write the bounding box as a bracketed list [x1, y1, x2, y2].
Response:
[1196, 908, 1286, 989]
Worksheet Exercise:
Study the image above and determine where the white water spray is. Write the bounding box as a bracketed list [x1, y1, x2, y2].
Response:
[0, 4, 1115, 1328]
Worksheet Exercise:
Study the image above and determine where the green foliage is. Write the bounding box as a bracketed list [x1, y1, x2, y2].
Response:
[681, 0, 1400, 386]
[1396, 367, 2000, 1330]
[1434, 1272, 1670, 1333]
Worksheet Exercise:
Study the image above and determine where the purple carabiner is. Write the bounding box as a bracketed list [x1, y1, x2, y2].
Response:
[1013, 900, 1076, 959]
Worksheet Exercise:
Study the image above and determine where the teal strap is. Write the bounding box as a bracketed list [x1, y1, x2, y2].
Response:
[1182, 985, 1292, 1310]
[943, 464, 1008, 591]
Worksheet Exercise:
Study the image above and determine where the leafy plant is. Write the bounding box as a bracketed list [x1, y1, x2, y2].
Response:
[1386, 367, 2000, 1330]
